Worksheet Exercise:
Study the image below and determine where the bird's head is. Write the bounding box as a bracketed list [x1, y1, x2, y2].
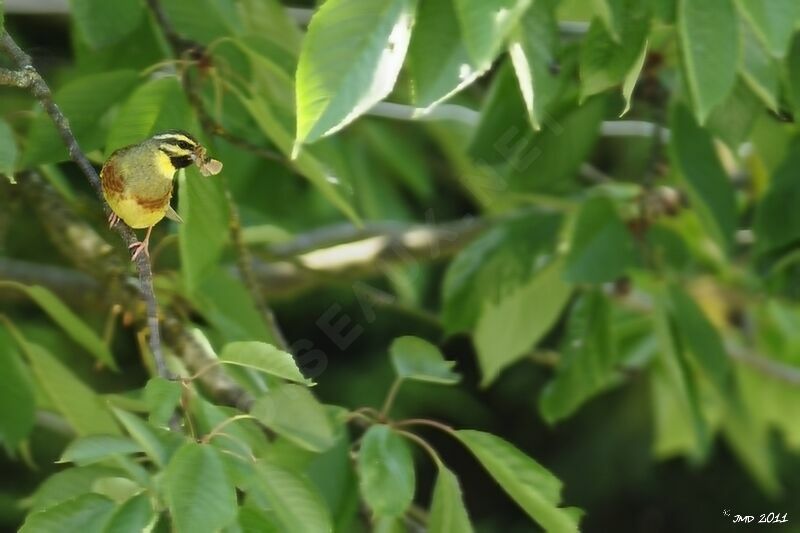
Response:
[152, 130, 203, 170]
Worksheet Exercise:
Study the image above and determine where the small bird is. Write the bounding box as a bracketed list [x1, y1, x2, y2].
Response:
[100, 130, 223, 260]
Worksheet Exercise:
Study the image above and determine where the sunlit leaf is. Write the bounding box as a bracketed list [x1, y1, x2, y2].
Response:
[389, 336, 460, 384]
[734, 0, 799, 58]
[475, 259, 573, 385]
[295, 0, 417, 148]
[220, 341, 312, 385]
[454, 0, 532, 68]
[456, 430, 582, 532]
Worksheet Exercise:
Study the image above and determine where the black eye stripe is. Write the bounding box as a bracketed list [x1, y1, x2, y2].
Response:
[177, 140, 193, 150]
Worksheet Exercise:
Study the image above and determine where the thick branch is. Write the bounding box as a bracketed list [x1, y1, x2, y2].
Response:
[0, 32, 169, 378]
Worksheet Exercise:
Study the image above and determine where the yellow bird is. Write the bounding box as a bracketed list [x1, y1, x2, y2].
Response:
[100, 130, 222, 260]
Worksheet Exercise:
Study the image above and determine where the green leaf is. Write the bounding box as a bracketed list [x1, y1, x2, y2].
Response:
[788, 34, 800, 117]
[220, 341, 312, 385]
[164, 442, 238, 533]
[0, 282, 116, 370]
[579, 1, 650, 103]
[508, 0, 560, 129]
[0, 344, 35, 447]
[475, 259, 573, 385]
[160, 0, 240, 44]
[103, 493, 155, 533]
[621, 39, 648, 116]
[739, 22, 780, 111]
[564, 195, 638, 283]
[734, 0, 799, 58]
[0, 118, 18, 183]
[250, 384, 336, 452]
[428, 466, 473, 533]
[235, 89, 360, 224]
[650, 293, 710, 459]
[678, 0, 738, 123]
[591, 0, 625, 41]
[442, 212, 563, 333]
[359, 122, 433, 199]
[144, 377, 182, 427]
[295, 0, 418, 148]
[70, 0, 143, 49]
[19, 493, 115, 533]
[249, 461, 333, 533]
[669, 103, 737, 251]
[22, 341, 119, 436]
[112, 408, 183, 468]
[540, 291, 621, 423]
[667, 285, 735, 398]
[59, 435, 142, 466]
[106, 77, 193, 153]
[706, 81, 761, 151]
[29, 465, 123, 513]
[456, 430, 582, 532]
[178, 167, 230, 294]
[357, 425, 416, 517]
[454, 0, 532, 68]
[389, 336, 460, 384]
[754, 138, 800, 255]
[23, 70, 139, 165]
[407, 0, 487, 110]
[91, 477, 141, 504]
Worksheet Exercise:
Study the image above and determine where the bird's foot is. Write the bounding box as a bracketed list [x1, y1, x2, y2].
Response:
[108, 212, 119, 228]
[128, 240, 149, 261]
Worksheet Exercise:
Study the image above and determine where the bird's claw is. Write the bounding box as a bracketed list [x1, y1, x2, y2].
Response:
[108, 212, 119, 228]
[128, 241, 149, 261]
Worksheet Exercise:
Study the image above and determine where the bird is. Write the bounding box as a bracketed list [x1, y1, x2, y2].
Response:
[100, 130, 223, 260]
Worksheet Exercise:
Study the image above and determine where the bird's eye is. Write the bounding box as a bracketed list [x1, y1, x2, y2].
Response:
[177, 141, 193, 150]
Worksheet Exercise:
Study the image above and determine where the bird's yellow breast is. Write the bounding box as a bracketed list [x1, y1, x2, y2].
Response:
[101, 145, 177, 229]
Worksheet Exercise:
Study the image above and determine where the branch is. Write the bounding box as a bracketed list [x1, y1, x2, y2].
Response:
[0, 32, 170, 378]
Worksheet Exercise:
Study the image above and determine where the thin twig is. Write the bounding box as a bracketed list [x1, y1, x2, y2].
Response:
[0, 31, 171, 380]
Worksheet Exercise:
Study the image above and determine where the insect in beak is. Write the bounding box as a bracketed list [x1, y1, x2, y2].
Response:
[191, 146, 223, 176]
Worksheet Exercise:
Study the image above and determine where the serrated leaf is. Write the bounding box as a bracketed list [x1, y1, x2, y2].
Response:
[678, 0, 738, 123]
[540, 291, 621, 423]
[220, 341, 312, 385]
[564, 196, 638, 283]
[250, 461, 333, 533]
[19, 493, 115, 533]
[144, 377, 182, 428]
[59, 435, 142, 466]
[508, 0, 560, 129]
[164, 442, 238, 533]
[106, 77, 193, 153]
[295, 0, 417, 148]
[475, 259, 573, 386]
[70, 0, 143, 49]
[389, 336, 460, 384]
[734, 0, 799, 58]
[407, 0, 486, 110]
[250, 384, 335, 452]
[23, 70, 139, 165]
[669, 103, 737, 251]
[456, 430, 582, 532]
[103, 493, 154, 533]
[454, 0, 532, 68]
[357, 425, 415, 517]
[428, 466, 473, 533]
[0, 282, 116, 370]
[0, 118, 18, 183]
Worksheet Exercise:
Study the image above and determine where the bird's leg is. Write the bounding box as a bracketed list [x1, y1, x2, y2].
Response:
[128, 226, 153, 261]
[108, 212, 119, 228]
